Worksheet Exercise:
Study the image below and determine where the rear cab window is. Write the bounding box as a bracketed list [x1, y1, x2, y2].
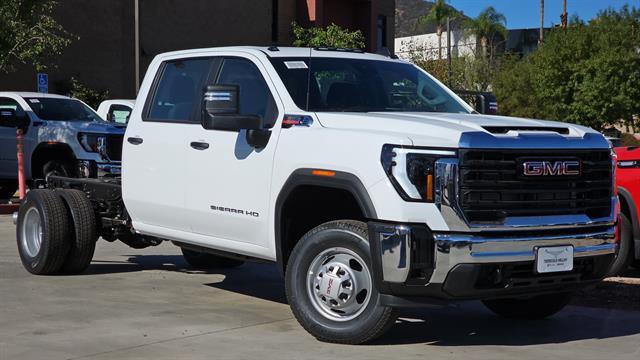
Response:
[145, 58, 212, 123]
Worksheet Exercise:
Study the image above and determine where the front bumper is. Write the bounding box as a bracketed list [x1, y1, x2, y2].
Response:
[369, 222, 616, 301]
[78, 160, 121, 178]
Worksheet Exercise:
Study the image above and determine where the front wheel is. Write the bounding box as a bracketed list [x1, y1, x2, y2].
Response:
[482, 292, 573, 319]
[43, 160, 73, 182]
[285, 220, 397, 344]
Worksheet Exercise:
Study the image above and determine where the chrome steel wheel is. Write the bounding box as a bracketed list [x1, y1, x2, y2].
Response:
[21, 207, 43, 258]
[306, 247, 372, 322]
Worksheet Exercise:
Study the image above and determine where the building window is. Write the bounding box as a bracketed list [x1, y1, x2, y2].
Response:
[377, 15, 387, 51]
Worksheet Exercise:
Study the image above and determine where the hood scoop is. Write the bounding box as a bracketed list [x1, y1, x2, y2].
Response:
[483, 126, 569, 135]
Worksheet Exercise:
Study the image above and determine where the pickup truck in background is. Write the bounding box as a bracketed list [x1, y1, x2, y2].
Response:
[9, 47, 618, 344]
[610, 146, 640, 274]
[0, 92, 124, 199]
[96, 99, 135, 125]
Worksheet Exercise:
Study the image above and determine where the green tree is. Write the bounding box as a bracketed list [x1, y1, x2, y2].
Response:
[0, 0, 72, 73]
[465, 6, 508, 60]
[68, 78, 109, 109]
[494, 6, 640, 131]
[291, 22, 365, 49]
[416, 0, 458, 59]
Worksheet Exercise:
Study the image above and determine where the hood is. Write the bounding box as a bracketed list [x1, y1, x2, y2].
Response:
[315, 112, 604, 149]
[63, 120, 126, 134]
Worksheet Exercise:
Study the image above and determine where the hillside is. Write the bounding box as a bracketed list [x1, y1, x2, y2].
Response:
[396, 0, 468, 38]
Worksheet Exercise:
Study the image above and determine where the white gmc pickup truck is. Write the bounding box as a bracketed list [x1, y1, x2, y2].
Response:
[9, 47, 618, 344]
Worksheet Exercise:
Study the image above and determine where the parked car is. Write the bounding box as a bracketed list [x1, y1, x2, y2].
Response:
[96, 99, 135, 125]
[609, 146, 640, 275]
[0, 92, 124, 199]
[12, 47, 617, 344]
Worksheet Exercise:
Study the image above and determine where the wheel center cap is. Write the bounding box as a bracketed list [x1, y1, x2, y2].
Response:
[319, 272, 342, 300]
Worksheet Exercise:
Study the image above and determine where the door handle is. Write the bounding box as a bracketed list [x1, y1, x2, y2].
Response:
[127, 137, 143, 145]
[190, 141, 209, 150]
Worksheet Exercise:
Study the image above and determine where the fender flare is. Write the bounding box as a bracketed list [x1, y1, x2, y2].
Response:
[274, 168, 377, 273]
[618, 187, 640, 260]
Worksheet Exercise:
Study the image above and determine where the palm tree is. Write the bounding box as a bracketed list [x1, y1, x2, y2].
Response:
[540, 0, 545, 42]
[417, 0, 457, 59]
[465, 6, 508, 59]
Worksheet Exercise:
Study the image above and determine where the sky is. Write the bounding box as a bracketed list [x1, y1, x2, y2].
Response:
[447, 0, 638, 29]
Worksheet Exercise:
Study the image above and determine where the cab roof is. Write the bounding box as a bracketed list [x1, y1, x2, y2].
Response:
[157, 46, 402, 62]
[0, 92, 71, 99]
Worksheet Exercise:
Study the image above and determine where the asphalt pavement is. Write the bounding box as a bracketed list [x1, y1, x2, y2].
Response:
[1, 214, 639, 360]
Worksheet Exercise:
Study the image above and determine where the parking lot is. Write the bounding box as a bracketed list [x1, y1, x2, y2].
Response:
[1, 214, 639, 360]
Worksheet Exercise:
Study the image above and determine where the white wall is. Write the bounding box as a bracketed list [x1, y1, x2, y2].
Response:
[394, 30, 477, 60]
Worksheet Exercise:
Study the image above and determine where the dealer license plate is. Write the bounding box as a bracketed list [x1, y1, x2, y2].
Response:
[535, 245, 574, 273]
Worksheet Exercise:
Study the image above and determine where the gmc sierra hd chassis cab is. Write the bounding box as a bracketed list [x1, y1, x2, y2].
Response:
[10, 47, 617, 344]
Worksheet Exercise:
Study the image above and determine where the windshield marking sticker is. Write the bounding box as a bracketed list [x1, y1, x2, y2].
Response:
[285, 61, 308, 69]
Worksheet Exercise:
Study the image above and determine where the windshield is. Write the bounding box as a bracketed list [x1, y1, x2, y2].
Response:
[25, 97, 102, 121]
[269, 57, 470, 113]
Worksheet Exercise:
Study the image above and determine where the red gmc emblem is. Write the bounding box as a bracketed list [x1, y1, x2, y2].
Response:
[523, 160, 581, 176]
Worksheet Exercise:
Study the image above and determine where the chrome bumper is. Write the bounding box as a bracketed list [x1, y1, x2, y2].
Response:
[370, 223, 616, 286]
[429, 227, 616, 283]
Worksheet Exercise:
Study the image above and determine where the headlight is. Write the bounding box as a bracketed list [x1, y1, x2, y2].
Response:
[78, 133, 107, 155]
[381, 144, 456, 202]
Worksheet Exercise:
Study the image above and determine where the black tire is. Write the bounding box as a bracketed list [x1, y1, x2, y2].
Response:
[285, 220, 397, 344]
[482, 292, 573, 319]
[57, 189, 98, 274]
[607, 214, 634, 276]
[0, 179, 18, 200]
[181, 248, 244, 269]
[16, 190, 71, 275]
[43, 160, 73, 181]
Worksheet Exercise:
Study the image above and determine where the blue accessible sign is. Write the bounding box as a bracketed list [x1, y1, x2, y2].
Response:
[37, 73, 48, 93]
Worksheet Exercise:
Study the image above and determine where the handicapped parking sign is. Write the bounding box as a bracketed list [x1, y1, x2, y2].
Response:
[37, 73, 48, 93]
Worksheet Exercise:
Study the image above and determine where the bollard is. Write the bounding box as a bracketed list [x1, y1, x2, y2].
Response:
[16, 127, 26, 200]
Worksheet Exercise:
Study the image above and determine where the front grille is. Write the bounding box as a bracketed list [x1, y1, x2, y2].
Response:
[106, 135, 123, 161]
[459, 149, 612, 223]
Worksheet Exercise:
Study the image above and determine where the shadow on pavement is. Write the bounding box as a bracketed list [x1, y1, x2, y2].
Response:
[83, 254, 640, 346]
[83, 255, 196, 275]
[373, 303, 640, 346]
[85, 255, 288, 304]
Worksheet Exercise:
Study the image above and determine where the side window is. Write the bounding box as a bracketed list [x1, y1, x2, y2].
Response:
[0, 97, 27, 119]
[108, 104, 132, 124]
[216, 58, 278, 128]
[147, 58, 211, 122]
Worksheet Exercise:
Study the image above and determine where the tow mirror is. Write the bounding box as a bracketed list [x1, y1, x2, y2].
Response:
[201, 85, 271, 149]
[201, 85, 262, 131]
[455, 91, 498, 115]
[0, 108, 27, 128]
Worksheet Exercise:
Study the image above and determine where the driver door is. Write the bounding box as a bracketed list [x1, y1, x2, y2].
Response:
[185, 56, 282, 253]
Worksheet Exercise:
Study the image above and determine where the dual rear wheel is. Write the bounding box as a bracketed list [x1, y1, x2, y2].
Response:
[17, 189, 97, 275]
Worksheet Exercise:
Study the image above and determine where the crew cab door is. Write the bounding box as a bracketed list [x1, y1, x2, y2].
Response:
[123, 57, 215, 232]
[185, 56, 282, 251]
